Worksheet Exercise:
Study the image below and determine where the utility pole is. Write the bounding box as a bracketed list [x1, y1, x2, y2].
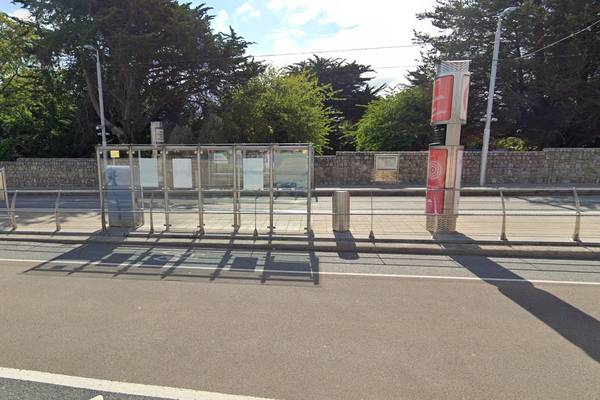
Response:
[84, 45, 108, 164]
[480, 6, 517, 186]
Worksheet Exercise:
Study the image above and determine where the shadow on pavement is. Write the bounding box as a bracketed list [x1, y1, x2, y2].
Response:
[0, 192, 102, 233]
[333, 231, 359, 260]
[446, 234, 600, 364]
[22, 237, 320, 285]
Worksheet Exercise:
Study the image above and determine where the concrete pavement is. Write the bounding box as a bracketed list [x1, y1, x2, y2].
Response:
[0, 240, 599, 399]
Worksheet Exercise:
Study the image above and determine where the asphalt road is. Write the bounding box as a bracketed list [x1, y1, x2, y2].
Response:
[0, 241, 599, 399]
[0, 377, 167, 400]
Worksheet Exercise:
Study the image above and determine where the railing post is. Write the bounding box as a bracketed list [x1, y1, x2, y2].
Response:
[128, 145, 137, 227]
[54, 191, 62, 232]
[369, 190, 375, 242]
[499, 190, 507, 241]
[149, 191, 154, 234]
[9, 190, 18, 230]
[1, 168, 9, 226]
[306, 144, 313, 237]
[162, 145, 170, 231]
[253, 193, 258, 238]
[232, 145, 240, 232]
[268, 144, 275, 234]
[138, 150, 145, 229]
[196, 146, 204, 235]
[572, 188, 581, 242]
[96, 147, 106, 231]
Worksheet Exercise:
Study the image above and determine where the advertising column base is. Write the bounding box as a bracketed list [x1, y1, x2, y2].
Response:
[426, 214, 458, 233]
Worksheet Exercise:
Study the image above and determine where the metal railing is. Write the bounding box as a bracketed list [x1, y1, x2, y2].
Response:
[1, 187, 599, 242]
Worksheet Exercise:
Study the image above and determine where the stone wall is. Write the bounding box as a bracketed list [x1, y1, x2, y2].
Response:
[314, 148, 600, 186]
[0, 148, 598, 189]
[0, 158, 98, 189]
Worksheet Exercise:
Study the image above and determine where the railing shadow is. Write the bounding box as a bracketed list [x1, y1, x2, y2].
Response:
[444, 233, 600, 364]
[22, 238, 320, 285]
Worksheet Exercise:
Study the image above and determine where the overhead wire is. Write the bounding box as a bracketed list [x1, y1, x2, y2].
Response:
[253, 44, 421, 57]
[95, 42, 422, 69]
[513, 18, 600, 60]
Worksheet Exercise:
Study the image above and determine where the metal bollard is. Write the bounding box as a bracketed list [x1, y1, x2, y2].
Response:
[148, 191, 154, 234]
[54, 191, 62, 232]
[572, 188, 581, 242]
[253, 193, 259, 238]
[369, 190, 375, 241]
[332, 191, 350, 232]
[499, 190, 507, 241]
[9, 190, 18, 230]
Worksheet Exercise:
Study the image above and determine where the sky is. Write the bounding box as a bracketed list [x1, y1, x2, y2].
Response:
[1, 0, 439, 88]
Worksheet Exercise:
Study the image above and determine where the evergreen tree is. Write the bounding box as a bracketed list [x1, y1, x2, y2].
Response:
[288, 56, 383, 153]
[18, 0, 263, 143]
[0, 12, 93, 160]
[413, 0, 600, 148]
[353, 86, 432, 151]
[212, 69, 332, 154]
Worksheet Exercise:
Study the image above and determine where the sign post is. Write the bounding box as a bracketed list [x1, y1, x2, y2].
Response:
[426, 61, 470, 233]
[150, 121, 164, 159]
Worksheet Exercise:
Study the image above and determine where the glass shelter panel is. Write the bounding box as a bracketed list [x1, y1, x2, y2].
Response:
[165, 147, 199, 231]
[133, 148, 163, 232]
[236, 147, 271, 234]
[273, 147, 310, 234]
[200, 147, 235, 233]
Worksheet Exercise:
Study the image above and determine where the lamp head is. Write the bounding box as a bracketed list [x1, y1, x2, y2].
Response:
[500, 6, 518, 17]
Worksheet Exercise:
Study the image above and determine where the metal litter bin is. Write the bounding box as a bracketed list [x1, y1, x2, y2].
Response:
[332, 191, 350, 232]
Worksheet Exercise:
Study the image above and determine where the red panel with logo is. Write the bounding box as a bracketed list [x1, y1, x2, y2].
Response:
[431, 75, 454, 124]
[425, 148, 448, 214]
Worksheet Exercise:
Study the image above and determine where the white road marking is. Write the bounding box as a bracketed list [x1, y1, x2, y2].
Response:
[0, 367, 275, 400]
[90, 396, 104, 400]
[1, 257, 600, 286]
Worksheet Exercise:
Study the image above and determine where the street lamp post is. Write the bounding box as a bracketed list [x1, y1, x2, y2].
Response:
[479, 6, 517, 186]
[84, 45, 108, 164]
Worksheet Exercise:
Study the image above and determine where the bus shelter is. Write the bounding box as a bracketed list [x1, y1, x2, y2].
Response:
[96, 144, 314, 235]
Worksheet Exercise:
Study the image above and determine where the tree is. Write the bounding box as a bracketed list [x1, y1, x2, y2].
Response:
[288, 56, 383, 153]
[353, 86, 432, 151]
[413, 0, 600, 148]
[18, 0, 263, 143]
[206, 69, 332, 153]
[0, 12, 93, 160]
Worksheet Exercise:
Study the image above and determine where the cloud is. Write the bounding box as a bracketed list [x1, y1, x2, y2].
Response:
[267, 0, 321, 26]
[9, 8, 32, 21]
[212, 10, 229, 33]
[265, 28, 307, 53]
[235, 2, 261, 18]
[261, 0, 439, 87]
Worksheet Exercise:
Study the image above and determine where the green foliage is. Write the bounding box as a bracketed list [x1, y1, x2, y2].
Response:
[0, 12, 94, 160]
[288, 56, 383, 153]
[353, 86, 433, 151]
[17, 0, 262, 143]
[413, 0, 600, 148]
[212, 69, 332, 153]
[493, 136, 537, 151]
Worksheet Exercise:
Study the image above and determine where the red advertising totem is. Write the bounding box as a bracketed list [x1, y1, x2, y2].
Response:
[425, 148, 447, 214]
[426, 61, 470, 232]
[431, 75, 454, 124]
